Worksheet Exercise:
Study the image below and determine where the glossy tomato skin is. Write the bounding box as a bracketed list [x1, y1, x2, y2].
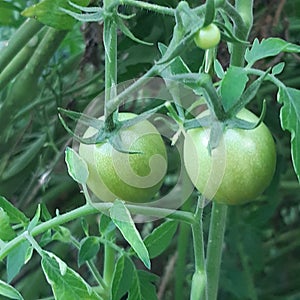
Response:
[194, 23, 221, 50]
[79, 113, 167, 203]
[184, 109, 276, 205]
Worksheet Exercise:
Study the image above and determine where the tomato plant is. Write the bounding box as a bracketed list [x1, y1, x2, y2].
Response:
[194, 23, 221, 50]
[184, 109, 276, 205]
[79, 113, 167, 203]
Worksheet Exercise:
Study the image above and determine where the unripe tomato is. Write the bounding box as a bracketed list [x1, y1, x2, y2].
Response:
[194, 23, 221, 50]
[79, 113, 167, 203]
[184, 109, 276, 205]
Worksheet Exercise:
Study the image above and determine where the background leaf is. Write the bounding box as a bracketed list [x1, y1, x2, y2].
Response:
[0, 279, 24, 300]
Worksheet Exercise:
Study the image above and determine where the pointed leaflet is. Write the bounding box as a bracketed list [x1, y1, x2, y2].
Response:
[0, 280, 24, 300]
[220, 66, 248, 112]
[78, 236, 100, 267]
[41, 251, 101, 300]
[127, 270, 158, 300]
[110, 200, 150, 269]
[111, 254, 134, 300]
[0, 196, 28, 225]
[144, 220, 178, 259]
[278, 87, 300, 181]
[245, 38, 300, 67]
[22, 0, 90, 30]
[65, 147, 89, 185]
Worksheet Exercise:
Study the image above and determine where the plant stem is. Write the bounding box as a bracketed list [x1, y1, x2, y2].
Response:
[190, 197, 206, 300]
[0, 203, 195, 262]
[116, 0, 175, 16]
[0, 19, 43, 73]
[206, 202, 228, 300]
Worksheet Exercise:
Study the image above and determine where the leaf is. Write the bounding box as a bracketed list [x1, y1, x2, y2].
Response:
[272, 62, 285, 75]
[1, 134, 46, 181]
[220, 66, 248, 112]
[0, 196, 28, 225]
[111, 254, 134, 300]
[144, 220, 178, 258]
[245, 38, 300, 66]
[27, 204, 41, 232]
[214, 59, 225, 79]
[7, 240, 31, 283]
[203, 0, 215, 27]
[128, 270, 158, 300]
[41, 251, 101, 300]
[278, 87, 300, 181]
[0, 208, 16, 241]
[110, 200, 150, 269]
[99, 214, 115, 236]
[22, 0, 90, 30]
[0, 279, 24, 300]
[65, 147, 89, 185]
[78, 237, 100, 267]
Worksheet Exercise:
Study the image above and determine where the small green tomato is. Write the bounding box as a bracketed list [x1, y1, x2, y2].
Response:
[194, 23, 221, 50]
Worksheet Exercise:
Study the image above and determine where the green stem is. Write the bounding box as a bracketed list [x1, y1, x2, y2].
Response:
[0, 203, 195, 261]
[0, 19, 43, 73]
[103, 229, 116, 298]
[222, 1, 252, 67]
[112, 0, 175, 16]
[206, 202, 228, 300]
[190, 197, 206, 300]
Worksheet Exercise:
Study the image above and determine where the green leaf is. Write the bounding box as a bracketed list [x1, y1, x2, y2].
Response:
[220, 66, 248, 112]
[111, 254, 134, 300]
[22, 0, 90, 30]
[278, 87, 300, 181]
[41, 251, 101, 300]
[1, 134, 46, 181]
[65, 147, 89, 185]
[245, 38, 300, 67]
[78, 237, 100, 267]
[128, 270, 158, 300]
[7, 241, 31, 283]
[144, 220, 178, 258]
[0, 196, 29, 225]
[99, 214, 115, 236]
[27, 204, 41, 232]
[0, 279, 24, 300]
[110, 200, 150, 269]
[214, 59, 225, 79]
[0, 208, 16, 241]
[271, 62, 285, 75]
[203, 0, 215, 27]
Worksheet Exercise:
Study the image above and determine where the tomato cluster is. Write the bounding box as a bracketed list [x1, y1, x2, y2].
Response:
[79, 109, 276, 205]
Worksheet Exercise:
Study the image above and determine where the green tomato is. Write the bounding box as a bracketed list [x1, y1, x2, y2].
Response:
[79, 113, 167, 203]
[194, 23, 221, 50]
[184, 109, 276, 205]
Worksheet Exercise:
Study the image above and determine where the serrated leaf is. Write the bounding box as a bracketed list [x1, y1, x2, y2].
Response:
[65, 147, 89, 185]
[220, 66, 248, 112]
[0, 208, 16, 241]
[0, 196, 28, 225]
[110, 200, 150, 269]
[22, 0, 89, 30]
[41, 251, 101, 300]
[0, 280, 24, 300]
[144, 220, 178, 258]
[7, 241, 31, 283]
[245, 38, 300, 66]
[111, 254, 134, 300]
[278, 87, 300, 181]
[78, 237, 100, 267]
[128, 270, 158, 300]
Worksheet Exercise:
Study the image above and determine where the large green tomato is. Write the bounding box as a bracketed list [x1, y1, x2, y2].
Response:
[184, 109, 276, 205]
[79, 113, 167, 203]
[194, 23, 221, 50]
